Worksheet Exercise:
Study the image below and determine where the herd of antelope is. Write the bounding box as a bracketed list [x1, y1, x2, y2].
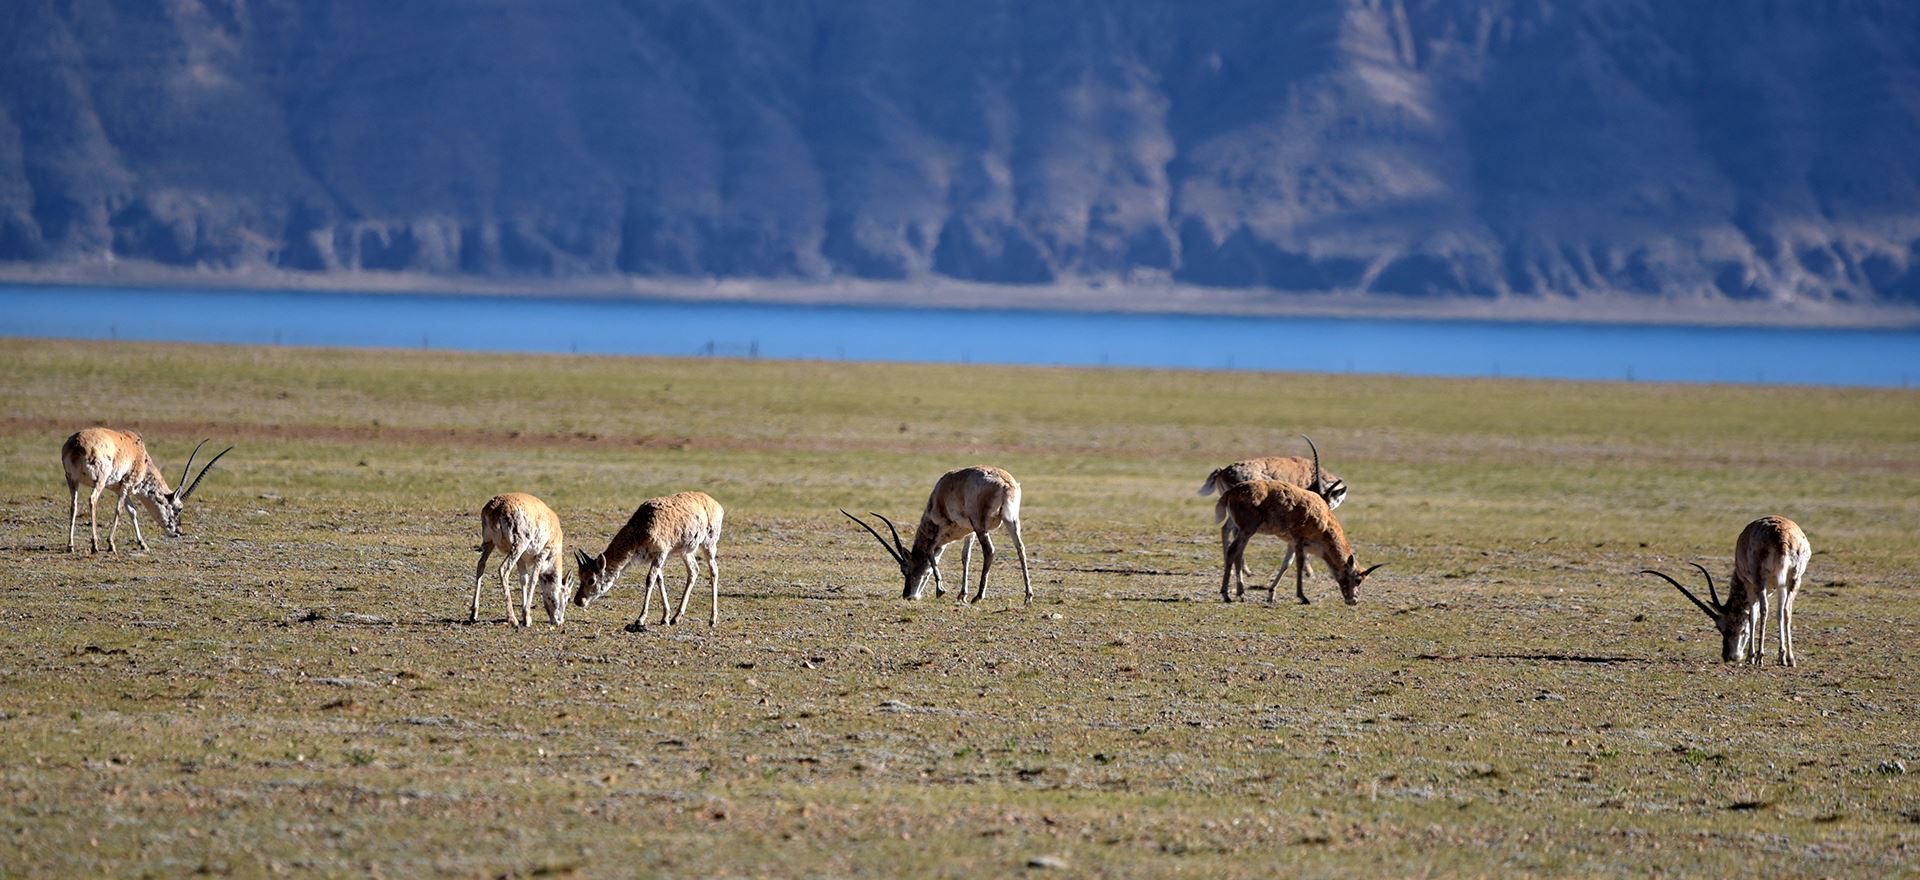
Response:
[58, 427, 1813, 665]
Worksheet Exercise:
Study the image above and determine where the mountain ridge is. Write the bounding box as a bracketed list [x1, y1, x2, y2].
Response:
[4, 0, 1919, 314]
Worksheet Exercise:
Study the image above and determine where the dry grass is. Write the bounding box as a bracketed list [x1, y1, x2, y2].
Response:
[1, 338, 1916, 877]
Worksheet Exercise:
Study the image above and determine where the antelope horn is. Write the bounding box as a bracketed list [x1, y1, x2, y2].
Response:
[1300, 433, 1325, 498]
[1642, 568, 1719, 620]
[1687, 562, 1722, 609]
[176, 439, 210, 493]
[178, 445, 233, 501]
[840, 509, 904, 565]
[1357, 562, 1386, 579]
[871, 512, 910, 560]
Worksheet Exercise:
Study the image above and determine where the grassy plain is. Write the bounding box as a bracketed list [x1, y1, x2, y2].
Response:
[0, 338, 1916, 877]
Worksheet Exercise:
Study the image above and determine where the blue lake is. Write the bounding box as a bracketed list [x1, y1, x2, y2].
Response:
[3, 284, 1917, 388]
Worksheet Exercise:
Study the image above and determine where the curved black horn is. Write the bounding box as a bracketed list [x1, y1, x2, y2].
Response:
[1642, 568, 1719, 620]
[176, 439, 210, 493]
[1686, 562, 1721, 609]
[1357, 562, 1386, 579]
[178, 445, 233, 501]
[871, 512, 910, 559]
[1300, 433, 1325, 497]
[841, 509, 904, 565]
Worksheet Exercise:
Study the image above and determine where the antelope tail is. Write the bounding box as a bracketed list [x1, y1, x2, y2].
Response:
[1198, 469, 1224, 496]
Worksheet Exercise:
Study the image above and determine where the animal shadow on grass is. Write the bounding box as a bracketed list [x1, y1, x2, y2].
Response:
[1418, 652, 1644, 665]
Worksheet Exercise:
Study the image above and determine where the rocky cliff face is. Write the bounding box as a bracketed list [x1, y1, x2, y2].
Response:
[4, 0, 1919, 307]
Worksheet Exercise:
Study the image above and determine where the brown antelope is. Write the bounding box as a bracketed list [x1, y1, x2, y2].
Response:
[1198, 434, 1348, 508]
[843, 465, 1033, 605]
[1642, 516, 1811, 666]
[61, 428, 232, 553]
[1201, 434, 1347, 594]
[472, 493, 573, 627]
[573, 491, 724, 629]
[1215, 479, 1383, 605]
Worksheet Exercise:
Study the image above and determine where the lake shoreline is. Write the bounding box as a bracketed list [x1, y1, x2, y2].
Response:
[5, 263, 1918, 331]
[6, 281, 1918, 388]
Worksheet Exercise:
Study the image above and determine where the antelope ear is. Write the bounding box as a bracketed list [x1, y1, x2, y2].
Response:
[574, 549, 592, 568]
[1346, 553, 1357, 568]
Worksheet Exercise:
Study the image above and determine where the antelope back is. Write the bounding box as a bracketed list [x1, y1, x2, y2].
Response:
[925, 466, 1019, 537]
[656, 491, 724, 548]
[1220, 479, 1335, 537]
[1735, 516, 1809, 594]
[480, 493, 563, 555]
[615, 491, 723, 557]
[1214, 457, 1347, 509]
[63, 427, 148, 488]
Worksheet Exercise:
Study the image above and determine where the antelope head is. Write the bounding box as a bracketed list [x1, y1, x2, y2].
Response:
[541, 562, 577, 625]
[572, 550, 612, 608]
[1642, 563, 1751, 662]
[842, 509, 933, 599]
[142, 440, 233, 537]
[1335, 555, 1387, 606]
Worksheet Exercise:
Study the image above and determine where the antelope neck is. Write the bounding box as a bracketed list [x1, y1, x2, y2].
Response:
[594, 540, 647, 581]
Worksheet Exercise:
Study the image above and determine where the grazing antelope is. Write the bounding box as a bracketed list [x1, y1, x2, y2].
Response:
[843, 465, 1033, 605]
[1199, 434, 1347, 507]
[61, 428, 232, 553]
[573, 492, 724, 629]
[1201, 434, 1347, 594]
[471, 493, 573, 627]
[1642, 516, 1811, 666]
[1216, 479, 1384, 605]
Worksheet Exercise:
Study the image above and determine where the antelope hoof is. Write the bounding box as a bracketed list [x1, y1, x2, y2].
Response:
[1298, 597, 1311, 606]
[623, 620, 648, 633]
